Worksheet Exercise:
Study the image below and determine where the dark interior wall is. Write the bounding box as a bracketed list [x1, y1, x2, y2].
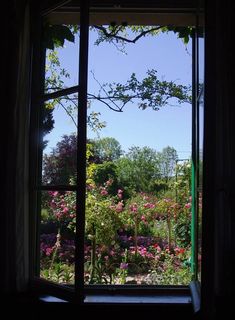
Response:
[202, 0, 235, 318]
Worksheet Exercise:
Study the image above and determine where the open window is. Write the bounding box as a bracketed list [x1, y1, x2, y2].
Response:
[30, 0, 204, 304]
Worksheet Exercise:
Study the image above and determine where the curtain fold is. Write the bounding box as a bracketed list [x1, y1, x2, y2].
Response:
[2, 0, 31, 293]
[14, 3, 31, 292]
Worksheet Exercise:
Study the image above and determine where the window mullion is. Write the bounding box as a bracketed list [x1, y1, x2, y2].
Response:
[76, 0, 90, 303]
[43, 85, 79, 102]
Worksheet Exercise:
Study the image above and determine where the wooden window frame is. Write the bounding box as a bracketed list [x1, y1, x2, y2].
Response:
[29, 0, 203, 310]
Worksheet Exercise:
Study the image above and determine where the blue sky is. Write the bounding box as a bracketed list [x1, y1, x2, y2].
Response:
[44, 28, 192, 159]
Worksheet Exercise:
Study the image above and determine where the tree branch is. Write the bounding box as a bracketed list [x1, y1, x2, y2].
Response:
[90, 70, 121, 110]
[57, 101, 77, 127]
[93, 25, 163, 44]
[87, 93, 123, 112]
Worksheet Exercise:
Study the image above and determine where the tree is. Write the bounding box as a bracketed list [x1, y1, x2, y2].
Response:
[42, 25, 106, 146]
[90, 137, 123, 163]
[42, 25, 76, 140]
[157, 146, 178, 183]
[93, 161, 119, 196]
[89, 69, 191, 113]
[116, 146, 160, 193]
[92, 24, 193, 48]
[42, 25, 192, 138]
[42, 24, 192, 186]
[43, 134, 77, 185]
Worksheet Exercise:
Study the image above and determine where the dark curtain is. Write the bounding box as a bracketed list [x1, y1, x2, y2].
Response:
[1, 0, 30, 293]
[1, 0, 72, 295]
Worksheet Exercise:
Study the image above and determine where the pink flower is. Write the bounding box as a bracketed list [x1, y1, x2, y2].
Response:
[117, 189, 123, 199]
[116, 201, 123, 213]
[153, 244, 161, 253]
[130, 203, 138, 213]
[144, 202, 155, 209]
[100, 188, 108, 196]
[109, 250, 115, 256]
[50, 200, 57, 209]
[46, 247, 53, 256]
[106, 179, 113, 186]
[143, 195, 150, 201]
[56, 212, 62, 219]
[63, 207, 69, 214]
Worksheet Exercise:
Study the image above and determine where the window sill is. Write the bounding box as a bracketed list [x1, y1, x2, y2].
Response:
[189, 280, 201, 313]
[84, 293, 191, 304]
[32, 278, 193, 307]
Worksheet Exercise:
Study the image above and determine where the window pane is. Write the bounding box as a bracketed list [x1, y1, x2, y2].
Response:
[40, 190, 76, 285]
[38, 3, 81, 288]
[42, 95, 78, 185]
[43, 25, 79, 94]
[85, 22, 192, 285]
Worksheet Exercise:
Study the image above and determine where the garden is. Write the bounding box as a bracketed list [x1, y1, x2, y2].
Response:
[39, 23, 196, 286]
[40, 137, 193, 285]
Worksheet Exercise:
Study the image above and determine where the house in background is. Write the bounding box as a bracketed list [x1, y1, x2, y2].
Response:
[2, 1, 235, 319]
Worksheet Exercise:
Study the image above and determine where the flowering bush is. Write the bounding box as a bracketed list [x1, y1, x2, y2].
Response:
[40, 233, 75, 265]
[40, 232, 190, 285]
[40, 176, 192, 284]
[85, 181, 125, 246]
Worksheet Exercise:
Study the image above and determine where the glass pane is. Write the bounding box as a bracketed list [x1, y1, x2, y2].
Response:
[197, 35, 204, 282]
[43, 24, 79, 94]
[42, 94, 78, 185]
[85, 22, 192, 285]
[37, 2, 81, 290]
[40, 190, 76, 285]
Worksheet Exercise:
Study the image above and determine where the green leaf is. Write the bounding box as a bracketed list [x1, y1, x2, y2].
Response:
[43, 24, 75, 49]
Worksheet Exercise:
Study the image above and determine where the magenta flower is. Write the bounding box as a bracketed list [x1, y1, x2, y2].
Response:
[45, 247, 53, 256]
[63, 207, 69, 214]
[185, 203, 191, 209]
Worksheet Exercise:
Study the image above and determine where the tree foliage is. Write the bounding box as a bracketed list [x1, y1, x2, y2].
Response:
[92, 161, 119, 196]
[116, 146, 161, 193]
[43, 24, 75, 50]
[90, 137, 123, 163]
[96, 69, 191, 112]
[157, 146, 178, 182]
[92, 25, 193, 49]
[43, 134, 77, 185]
[42, 24, 192, 141]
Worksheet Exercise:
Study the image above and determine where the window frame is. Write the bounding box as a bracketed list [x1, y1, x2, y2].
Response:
[29, 0, 204, 307]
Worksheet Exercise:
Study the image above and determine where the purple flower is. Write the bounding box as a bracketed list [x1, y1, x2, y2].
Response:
[120, 262, 128, 270]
